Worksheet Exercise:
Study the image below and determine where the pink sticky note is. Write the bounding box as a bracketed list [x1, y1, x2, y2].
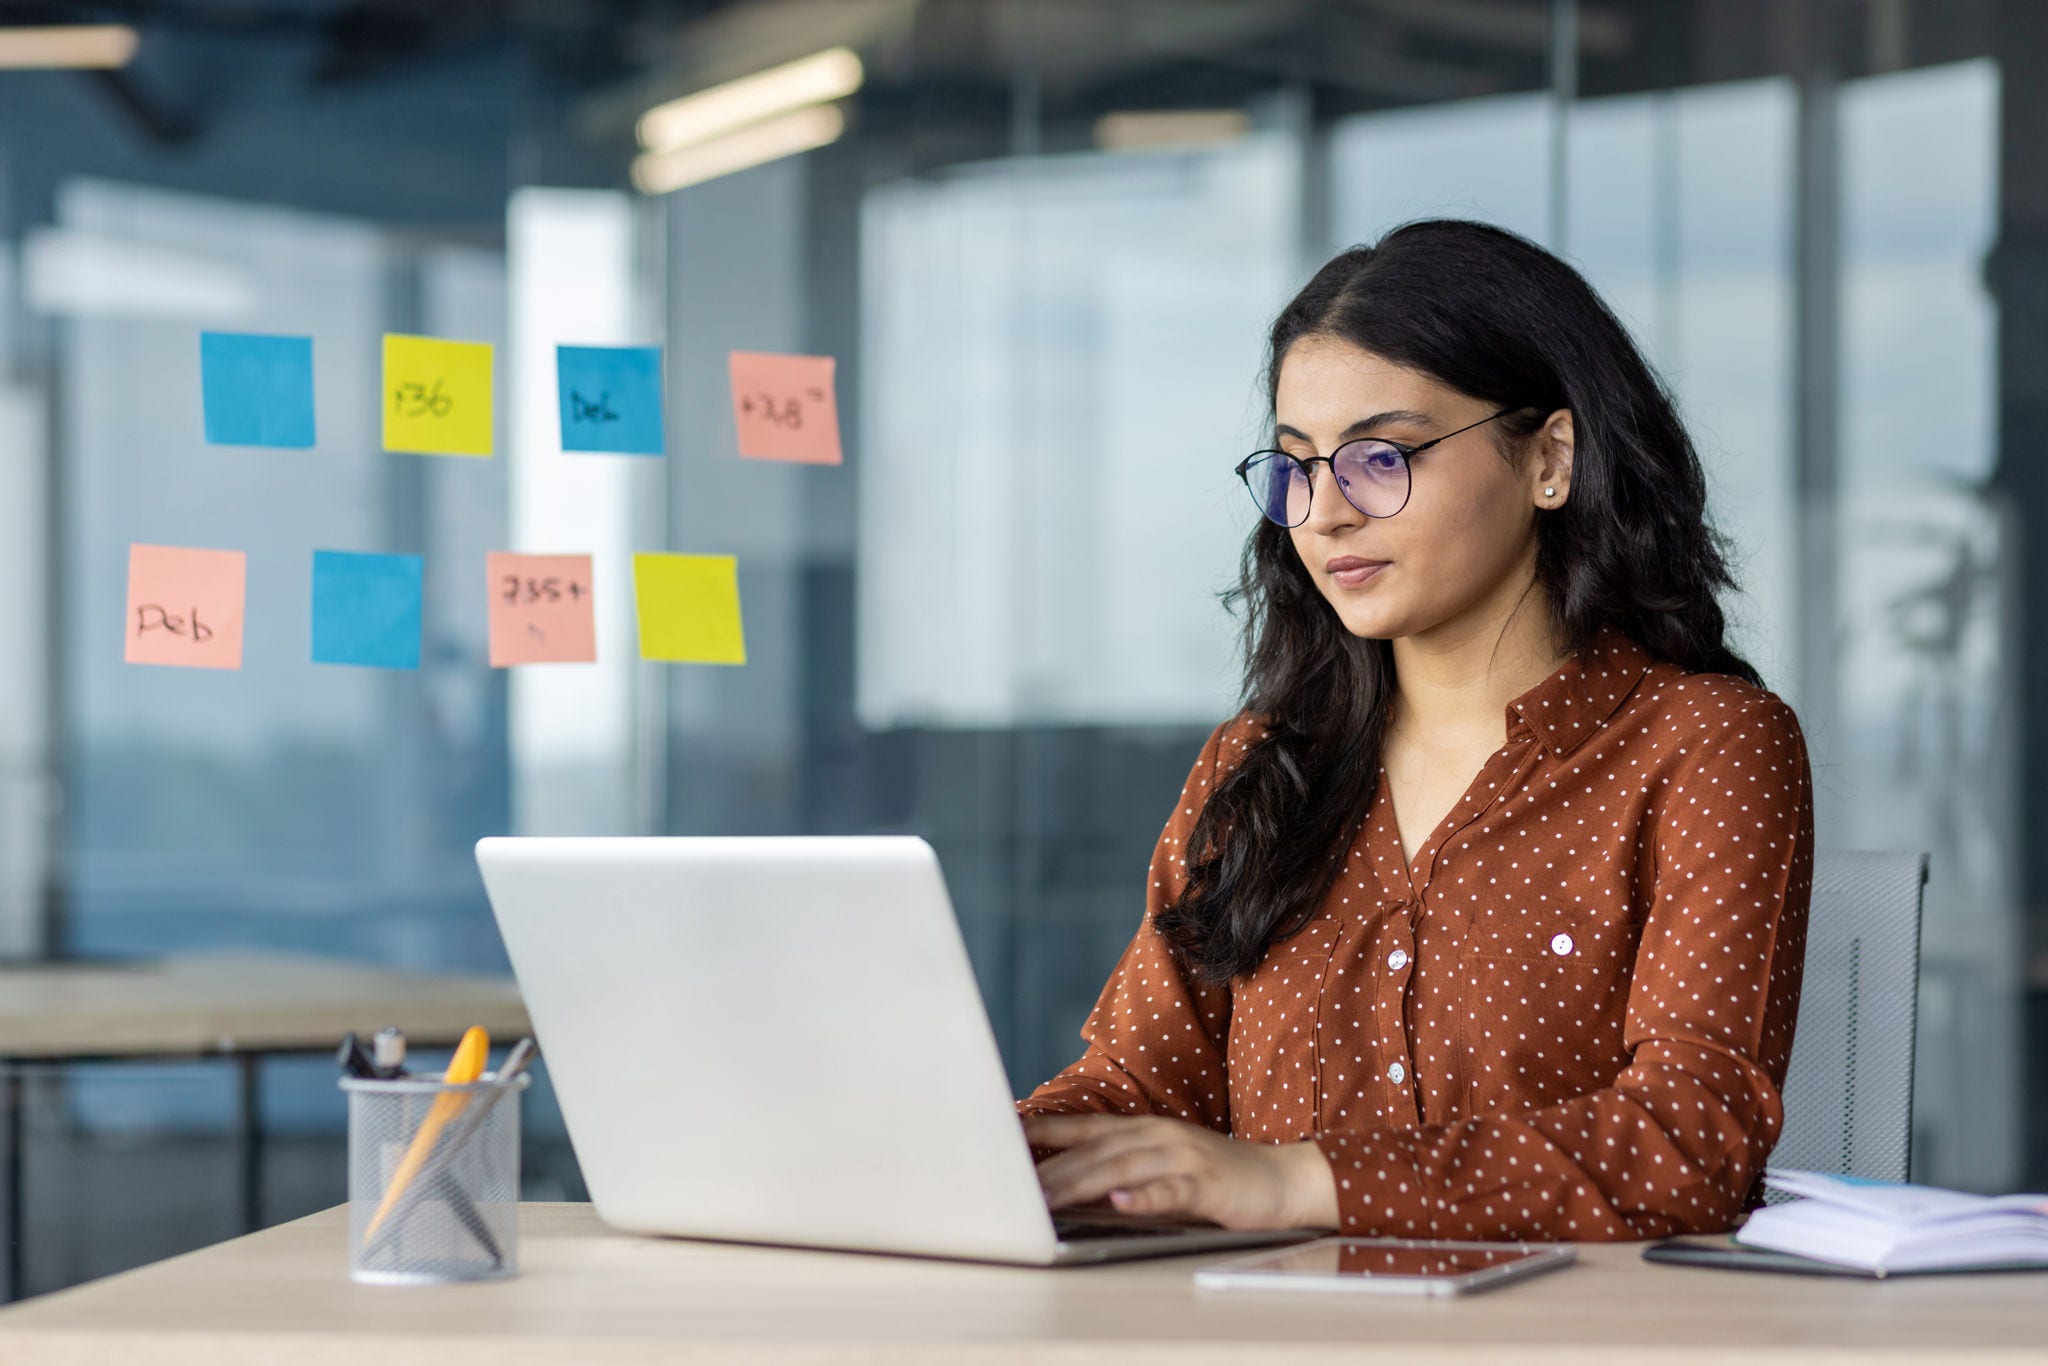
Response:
[487, 552, 596, 666]
[124, 544, 247, 670]
[728, 350, 842, 464]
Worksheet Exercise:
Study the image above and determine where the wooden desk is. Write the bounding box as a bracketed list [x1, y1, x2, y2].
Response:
[0, 953, 529, 1301]
[0, 1203, 2040, 1364]
[0, 952, 530, 1058]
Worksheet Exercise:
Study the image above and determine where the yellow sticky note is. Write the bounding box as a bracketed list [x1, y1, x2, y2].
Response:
[633, 553, 746, 665]
[382, 333, 494, 457]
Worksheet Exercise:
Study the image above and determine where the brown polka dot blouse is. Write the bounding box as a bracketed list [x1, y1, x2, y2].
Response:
[1016, 624, 1815, 1241]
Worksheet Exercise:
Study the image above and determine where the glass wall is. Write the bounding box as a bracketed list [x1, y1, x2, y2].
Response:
[1, 0, 2042, 1300]
[1831, 59, 2012, 1185]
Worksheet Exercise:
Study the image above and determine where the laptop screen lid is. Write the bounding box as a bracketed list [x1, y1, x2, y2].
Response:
[476, 835, 1060, 1263]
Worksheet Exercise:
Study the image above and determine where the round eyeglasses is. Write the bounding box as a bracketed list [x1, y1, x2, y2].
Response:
[1234, 406, 1521, 528]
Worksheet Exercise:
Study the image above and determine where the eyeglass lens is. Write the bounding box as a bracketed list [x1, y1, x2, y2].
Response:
[1242, 440, 1409, 527]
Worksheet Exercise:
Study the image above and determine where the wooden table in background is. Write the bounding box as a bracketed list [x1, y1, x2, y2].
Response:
[0, 1203, 2042, 1364]
[0, 952, 529, 1302]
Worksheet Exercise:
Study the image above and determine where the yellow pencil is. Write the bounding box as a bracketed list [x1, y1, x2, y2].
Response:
[361, 1025, 490, 1243]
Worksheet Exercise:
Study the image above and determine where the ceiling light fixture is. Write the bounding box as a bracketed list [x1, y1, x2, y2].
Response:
[631, 104, 846, 195]
[0, 24, 139, 69]
[1093, 110, 1252, 152]
[636, 47, 863, 153]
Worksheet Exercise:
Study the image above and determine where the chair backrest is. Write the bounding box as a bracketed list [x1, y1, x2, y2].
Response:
[1767, 847, 1929, 1197]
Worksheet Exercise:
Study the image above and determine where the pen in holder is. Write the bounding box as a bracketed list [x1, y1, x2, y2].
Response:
[342, 1065, 531, 1284]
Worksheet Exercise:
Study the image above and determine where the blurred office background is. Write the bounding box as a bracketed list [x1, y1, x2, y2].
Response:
[0, 0, 2039, 1299]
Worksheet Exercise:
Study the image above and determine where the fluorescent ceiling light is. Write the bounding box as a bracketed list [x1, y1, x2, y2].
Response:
[0, 24, 138, 70]
[637, 47, 863, 153]
[631, 103, 845, 195]
[1094, 109, 1252, 151]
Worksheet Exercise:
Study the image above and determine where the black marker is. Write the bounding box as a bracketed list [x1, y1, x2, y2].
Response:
[335, 1030, 377, 1080]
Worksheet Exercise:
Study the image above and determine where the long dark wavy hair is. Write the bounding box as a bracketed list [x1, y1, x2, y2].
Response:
[1153, 218, 1762, 986]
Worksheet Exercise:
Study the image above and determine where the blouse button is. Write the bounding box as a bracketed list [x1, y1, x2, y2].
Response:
[1386, 948, 1409, 971]
[1550, 932, 1575, 956]
[1386, 1061, 1406, 1085]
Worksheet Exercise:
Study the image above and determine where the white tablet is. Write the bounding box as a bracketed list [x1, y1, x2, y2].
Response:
[1193, 1236, 1576, 1297]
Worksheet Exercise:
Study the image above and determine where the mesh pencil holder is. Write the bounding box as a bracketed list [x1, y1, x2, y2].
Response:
[341, 1070, 531, 1285]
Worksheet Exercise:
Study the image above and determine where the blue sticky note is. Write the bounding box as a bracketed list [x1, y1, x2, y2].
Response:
[310, 550, 423, 670]
[200, 332, 316, 448]
[556, 345, 664, 455]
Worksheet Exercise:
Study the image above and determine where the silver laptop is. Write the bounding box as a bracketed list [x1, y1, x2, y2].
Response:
[475, 835, 1320, 1266]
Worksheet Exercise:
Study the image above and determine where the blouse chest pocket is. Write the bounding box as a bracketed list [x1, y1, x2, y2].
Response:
[1456, 894, 1637, 1115]
[1462, 891, 1635, 970]
[1225, 919, 1339, 1142]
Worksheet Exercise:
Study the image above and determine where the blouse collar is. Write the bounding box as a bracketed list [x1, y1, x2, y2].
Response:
[1503, 623, 1655, 760]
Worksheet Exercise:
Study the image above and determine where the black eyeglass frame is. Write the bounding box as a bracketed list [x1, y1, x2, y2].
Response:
[1233, 405, 1524, 527]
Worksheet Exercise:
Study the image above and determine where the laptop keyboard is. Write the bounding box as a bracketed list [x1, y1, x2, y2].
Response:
[1053, 1214, 1205, 1242]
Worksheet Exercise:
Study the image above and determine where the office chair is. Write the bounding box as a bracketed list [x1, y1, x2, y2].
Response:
[1765, 848, 1930, 1199]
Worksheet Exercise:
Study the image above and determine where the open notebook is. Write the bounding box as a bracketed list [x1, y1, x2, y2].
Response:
[1732, 1169, 2048, 1275]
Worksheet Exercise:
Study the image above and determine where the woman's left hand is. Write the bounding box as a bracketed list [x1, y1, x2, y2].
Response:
[1023, 1113, 1336, 1230]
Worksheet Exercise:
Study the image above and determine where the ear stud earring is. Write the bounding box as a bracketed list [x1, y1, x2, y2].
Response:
[1543, 486, 1556, 498]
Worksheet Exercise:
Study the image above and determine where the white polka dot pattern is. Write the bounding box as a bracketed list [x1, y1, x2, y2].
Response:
[1015, 624, 1816, 1242]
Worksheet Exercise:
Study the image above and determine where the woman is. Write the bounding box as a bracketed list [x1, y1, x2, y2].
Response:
[1016, 218, 1814, 1243]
